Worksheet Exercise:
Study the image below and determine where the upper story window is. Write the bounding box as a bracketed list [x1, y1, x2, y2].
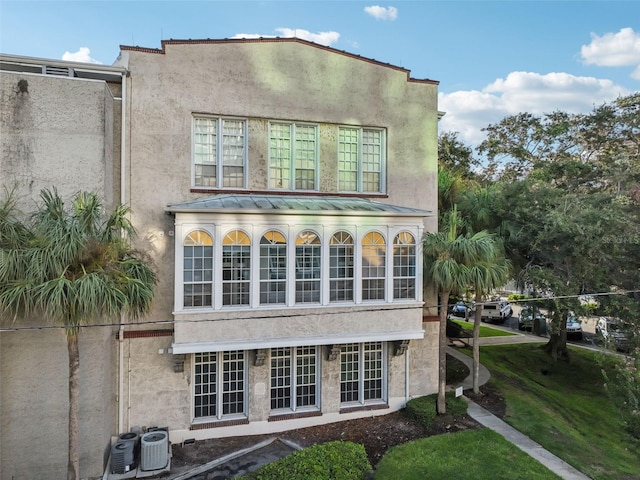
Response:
[176, 222, 422, 312]
[393, 232, 416, 300]
[193, 117, 246, 188]
[269, 123, 318, 191]
[329, 231, 354, 303]
[338, 127, 386, 193]
[260, 230, 287, 305]
[184, 230, 213, 307]
[222, 230, 251, 306]
[295, 230, 321, 304]
[362, 231, 386, 301]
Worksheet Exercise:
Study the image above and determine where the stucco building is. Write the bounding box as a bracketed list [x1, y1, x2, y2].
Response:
[1, 38, 440, 479]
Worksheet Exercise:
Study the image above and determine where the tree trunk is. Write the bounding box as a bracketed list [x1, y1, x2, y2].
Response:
[543, 331, 570, 361]
[438, 290, 450, 415]
[542, 309, 570, 361]
[67, 330, 80, 480]
[472, 303, 482, 394]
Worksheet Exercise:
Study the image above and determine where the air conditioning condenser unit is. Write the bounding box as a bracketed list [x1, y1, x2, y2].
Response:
[140, 430, 169, 471]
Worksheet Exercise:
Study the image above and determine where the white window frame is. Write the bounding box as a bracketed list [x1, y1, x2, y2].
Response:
[338, 126, 386, 193]
[221, 230, 251, 307]
[340, 342, 387, 406]
[193, 350, 247, 422]
[183, 229, 214, 308]
[260, 230, 287, 305]
[268, 122, 319, 191]
[270, 346, 320, 413]
[295, 230, 322, 304]
[361, 231, 386, 301]
[192, 116, 247, 189]
[329, 231, 354, 303]
[393, 231, 417, 300]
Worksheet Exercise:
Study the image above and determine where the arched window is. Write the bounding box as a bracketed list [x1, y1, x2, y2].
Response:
[295, 230, 321, 303]
[329, 231, 354, 302]
[393, 232, 416, 300]
[362, 231, 386, 301]
[183, 230, 213, 307]
[222, 230, 251, 306]
[260, 231, 287, 305]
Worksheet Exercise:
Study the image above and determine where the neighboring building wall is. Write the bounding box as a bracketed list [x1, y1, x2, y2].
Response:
[0, 66, 122, 479]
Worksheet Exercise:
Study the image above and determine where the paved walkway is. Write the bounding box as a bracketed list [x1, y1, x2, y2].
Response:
[448, 337, 591, 480]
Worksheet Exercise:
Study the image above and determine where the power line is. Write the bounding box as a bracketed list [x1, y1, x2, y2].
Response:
[1, 289, 638, 333]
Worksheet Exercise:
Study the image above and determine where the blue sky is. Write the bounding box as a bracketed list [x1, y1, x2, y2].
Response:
[1, 0, 639, 146]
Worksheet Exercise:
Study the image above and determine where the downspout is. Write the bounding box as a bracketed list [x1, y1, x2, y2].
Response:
[118, 70, 128, 434]
[405, 346, 410, 403]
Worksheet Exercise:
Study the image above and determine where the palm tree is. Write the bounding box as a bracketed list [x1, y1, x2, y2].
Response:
[468, 245, 511, 393]
[0, 188, 156, 480]
[423, 207, 469, 413]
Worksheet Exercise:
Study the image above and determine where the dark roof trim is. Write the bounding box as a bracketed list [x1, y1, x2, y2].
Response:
[119, 37, 439, 85]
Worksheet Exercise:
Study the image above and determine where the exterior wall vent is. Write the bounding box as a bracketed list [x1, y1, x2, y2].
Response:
[43, 65, 74, 77]
[140, 430, 169, 471]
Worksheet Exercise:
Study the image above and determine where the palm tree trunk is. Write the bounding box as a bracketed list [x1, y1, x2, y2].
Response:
[472, 303, 482, 393]
[67, 330, 80, 480]
[438, 290, 450, 414]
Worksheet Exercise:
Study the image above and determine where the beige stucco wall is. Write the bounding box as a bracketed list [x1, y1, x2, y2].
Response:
[120, 40, 439, 322]
[111, 39, 440, 443]
[0, 69, 121, 479]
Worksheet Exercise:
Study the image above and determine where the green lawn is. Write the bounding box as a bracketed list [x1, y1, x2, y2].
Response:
[450, 319, 516, 337]
[378, 344, 638, 480]
[374, 429, 562, 480]
[471, 344, 640, 479]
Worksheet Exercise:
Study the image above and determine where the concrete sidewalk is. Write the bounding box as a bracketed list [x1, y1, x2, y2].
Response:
[448, 343, 590, 480]
[467, 401, 590, 480]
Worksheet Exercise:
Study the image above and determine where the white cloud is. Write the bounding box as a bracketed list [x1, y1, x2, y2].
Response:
[439, 71, 630, 146]
[581, 27, 640, 68]
[61, 47, 101, 64]
[364, 5, 398, 21]
[232, 28, 340, 47]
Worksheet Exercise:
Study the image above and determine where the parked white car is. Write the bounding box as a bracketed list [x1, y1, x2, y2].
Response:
[480, 300, 513, 324]
[596, 317, 632, 352]
[565, 314, 583, 340]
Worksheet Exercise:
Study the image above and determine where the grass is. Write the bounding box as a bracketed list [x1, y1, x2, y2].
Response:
[450, 319, 516, 337]
[472, 344, 640, 479]
[374, 429, 562, 480]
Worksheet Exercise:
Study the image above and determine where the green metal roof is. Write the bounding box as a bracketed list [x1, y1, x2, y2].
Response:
[166, 194, 432, 217]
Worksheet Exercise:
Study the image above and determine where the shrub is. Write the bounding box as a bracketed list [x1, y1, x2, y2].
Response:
[244, 440, 372, 480]
[405, 392, 468, 426]
[602, 352, 640, 440]
[507, 293, 529, 301]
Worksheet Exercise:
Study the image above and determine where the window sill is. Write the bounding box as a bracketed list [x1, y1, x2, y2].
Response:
[189, 188, 388, 199]
[190, 417, 249, 430]
[268, 410, 322, 422]
[339, 403, 389, 415]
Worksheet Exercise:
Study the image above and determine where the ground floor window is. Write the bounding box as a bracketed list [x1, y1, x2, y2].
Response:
[271, 346, 319, 412]
[194, 351, 246, 420]
[340, 342, 386, 405]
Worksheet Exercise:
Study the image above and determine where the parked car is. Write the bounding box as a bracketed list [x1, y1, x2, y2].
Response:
[596, 317, 632, 352]
[449, 301, 472, 319]
[480, 300, 513, 324]
[518, 306, 545, 332]
[565, 313, 583, 340]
